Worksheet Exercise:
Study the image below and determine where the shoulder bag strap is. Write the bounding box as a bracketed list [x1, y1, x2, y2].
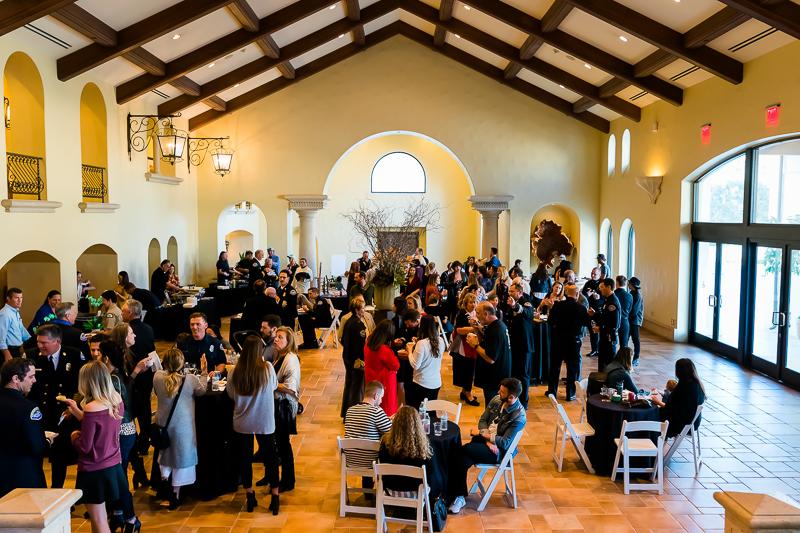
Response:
[163, 375, 187, 430]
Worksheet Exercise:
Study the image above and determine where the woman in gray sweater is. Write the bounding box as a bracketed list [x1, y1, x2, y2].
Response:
[226, 335, 280, 515]
[153, 349, 207, 510]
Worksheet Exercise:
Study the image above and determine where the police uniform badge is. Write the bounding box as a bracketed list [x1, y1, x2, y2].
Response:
[209, 345, 214, 352]
[524, 302, 532, 307]
[80, 333, 89, 341]
[290, 290, 297, 295]
[66, 363, 72, 371]
[30, 407, 43, 421]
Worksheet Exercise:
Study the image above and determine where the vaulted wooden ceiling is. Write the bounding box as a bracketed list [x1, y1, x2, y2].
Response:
[3, 0, 798, 133]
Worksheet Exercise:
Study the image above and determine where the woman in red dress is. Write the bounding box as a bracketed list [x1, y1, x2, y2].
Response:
[364, 320, 400, 417]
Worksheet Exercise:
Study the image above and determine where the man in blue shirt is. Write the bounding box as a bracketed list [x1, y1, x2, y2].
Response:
[447, 378, 526, 514]
[0, 288, 30, 361]
[267, 247, 281, 271]
[484, 247, 502, 269]
[177, 312, 226, 373]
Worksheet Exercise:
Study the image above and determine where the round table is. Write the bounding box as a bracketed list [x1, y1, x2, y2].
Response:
[194, 387, 238, 500]
[584, 394, 660, 476]
[427, 418, 462, 499]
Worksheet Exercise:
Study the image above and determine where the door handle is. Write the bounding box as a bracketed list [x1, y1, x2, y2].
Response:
[773, 311, 780, 326]
[779, 313, 787, 327]
[708, 295, 716, 307]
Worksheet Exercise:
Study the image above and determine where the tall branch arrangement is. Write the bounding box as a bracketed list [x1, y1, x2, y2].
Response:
[340, 199, 443, 287]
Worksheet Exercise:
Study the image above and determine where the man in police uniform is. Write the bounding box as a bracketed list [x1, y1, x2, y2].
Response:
[504, 284, 534, 409]
[24, 324, 83, 488]
[177, 312, 226, 373]
[25, 301, 91, 359]
[297, 287, 332, 350]
[588, 279, 620, 370]
[614, 275, 633, 351]
[548, 284, 592, 401]
[581, 268, 605, 357]
[0, 358, 56, 497]
[276, 271, 298, 327]
[101, 290, 124, 332]
[358, 251, 371, 272]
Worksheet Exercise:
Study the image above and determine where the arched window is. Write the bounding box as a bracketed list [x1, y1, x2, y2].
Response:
[371, 152, 425, 193]
[607, 226, 614, 272]
[621, 129, 631, 174]
[80, 83, 108, 203]
[607, 134, 616, 177]
[627, 225, 635, 277]
[694, 154, 746, 223]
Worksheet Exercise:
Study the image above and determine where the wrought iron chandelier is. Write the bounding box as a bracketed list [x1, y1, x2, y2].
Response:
[187, 137, 234, 177]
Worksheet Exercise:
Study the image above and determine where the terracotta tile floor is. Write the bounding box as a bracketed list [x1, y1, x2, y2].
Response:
[60, 323, 800, 533]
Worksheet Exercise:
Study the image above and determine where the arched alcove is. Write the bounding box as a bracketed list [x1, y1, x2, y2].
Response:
[76, 244, 118, 298]
[148, 239, 161, 286]
[0, 251, 60, 325]
[167, 237, 179, 276]
[318, 132, 478, 275]
[530, 204, 581, 276]
[217, 202, 268, 265]
[619, 218, 634, 278]
[599, 218, 613, 273]
[79, 83, 108, 203]
[607, 134, 616, 177]
[3, 52, 47, 200]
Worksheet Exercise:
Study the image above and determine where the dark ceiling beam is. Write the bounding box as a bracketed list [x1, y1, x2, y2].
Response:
[343, 0, 365, 46]
[633, 49, 676, 77]
[503, 63, 523, 79]
[541, 0, 574, 32]
[404, 0, 640, 121]
[57, 0, 238, 81]
[572, 97, 594, 113]
[117, 0, 347, 104]
[158, 0, 396, 115]
[396, 23, 609, 132]
[170, 76, 201, 95]
[0, 0, 78, 38]
[225, 0, 259, 31]
[255, 36, 280, 58]
[190, 21, 399, 131]
[203, 95, 227, 111]
[457, 0, 683, 106]
[519, 36, 544, 59]
[433, 0, 455, 46]
[504, 1, 570, 80]
[561, 0, 743, 84]
[715, 0, 800, 40]
[598, 78, 629, 99]
[433, 27, 447, 46]
[123, 48, 166, 75]
[277, 62, 296, 79]
[50, 4, 116, 45]
[352, 26, 366, 45]
[684, 6, 749, 48]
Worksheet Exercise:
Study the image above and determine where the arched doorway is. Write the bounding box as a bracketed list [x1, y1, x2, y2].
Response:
[167, 237, 179, 277]
[76, 244, 118, 299]
[225, 230, 254, 264]
[0, 251, 60, 326]
[217, 202, 268, 264]
[148, 239, 161, 287]
[530, 204, 581, 276]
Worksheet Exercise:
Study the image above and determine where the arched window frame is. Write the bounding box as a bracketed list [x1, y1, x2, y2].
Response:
[607, 226, 614, 272]
[621, 129, 631, 174]
[627, 225, 635, 277]
[607, 134, 616, 177]
[371, 151, 426, 193]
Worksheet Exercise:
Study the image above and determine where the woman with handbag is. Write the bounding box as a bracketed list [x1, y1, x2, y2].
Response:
[272, 327, 301, 493]
[152, 348, 208, 510]
[227, 336, 281, 514]
[451, 293, 480, 406]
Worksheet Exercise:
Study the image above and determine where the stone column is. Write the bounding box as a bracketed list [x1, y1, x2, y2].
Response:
[468, 195, 514, 259]
[285, 195, 329, 279]
[0, 488, 83, 533]
[714, 491, 800, 533]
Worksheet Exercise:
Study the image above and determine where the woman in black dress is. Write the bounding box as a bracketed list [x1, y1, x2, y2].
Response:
[651, 358, 705, 438]
[340, 299, 367, 418]
[451, 292, 480, 406]
[445, 261, 466, 321]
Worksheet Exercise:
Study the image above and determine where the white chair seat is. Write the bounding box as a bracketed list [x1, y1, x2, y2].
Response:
[572, 422, 595, 437]
[614, 438, 657, 451]
[468, 431, 522, 511]
[611, 420, 669, 495]
[549, 394, 595, 474]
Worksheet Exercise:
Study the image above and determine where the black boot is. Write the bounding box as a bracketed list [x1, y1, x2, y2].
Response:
[246, 492, 258, 513]
[108, 514, 125, 533]
[269, 494, 280, 516]
[123, 519, 141, 533]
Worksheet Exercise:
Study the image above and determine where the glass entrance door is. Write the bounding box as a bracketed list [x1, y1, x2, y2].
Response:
[786, 249, 800, 378]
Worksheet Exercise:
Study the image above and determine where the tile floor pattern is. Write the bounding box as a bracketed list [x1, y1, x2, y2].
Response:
[58, 323, 800, 533]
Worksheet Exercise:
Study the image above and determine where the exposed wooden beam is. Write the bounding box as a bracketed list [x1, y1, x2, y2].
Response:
[433, 26, 447, 46]
[457, 0, 683, 106]
[634, 49, 676, 77]
[158, 0, 396, 115]
[122, 48, 166, 75]
[352, 26, 366, 45]
[519, 36, 544, 59]
[116, 0, 354, 104]
[226, 0, 259, 31]
[715, 0, 800, 40]
[277, 62, 296, 79]
[50, 4, 116, 46]
[684, 6, 748, 48]
[404, 0, 640, 121]
[396, 23, 609, 132]
[541, 0, 574, 32]
[190, 21, 399, 131]
[760, 0, 785, 4]
[561, 0, 743, 84]
[203, 95, 227, 111]
[344, 0, 362, 20]
[598, 77, 629, 99]
[169, 76, 201, 95]
[572, 97, 594, 113]
[439, 0, 456, 20]
[0, 0, 78, 38]
[255, 36, 280, 58]
[503, 62, 523, 79]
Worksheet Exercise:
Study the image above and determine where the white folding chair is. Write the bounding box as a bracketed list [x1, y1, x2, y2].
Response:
[317, 309, 342, 349]
[374, 463, 433, 533]
[337, 437, 380, 517]
[659, 404, 703, 477]
[469, 430, 523, 511]
[294, 317, 303, 344]
[612, 420, 669, 494]
[549, 394, 595, 473]
[434, 316, 450, 351]
[424, 399, 461, 425]
[575, 379, 589, 423]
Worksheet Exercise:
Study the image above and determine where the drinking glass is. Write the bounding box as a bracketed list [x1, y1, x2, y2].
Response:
[433, 422, 442, 437]
[600, 385, 608, 397]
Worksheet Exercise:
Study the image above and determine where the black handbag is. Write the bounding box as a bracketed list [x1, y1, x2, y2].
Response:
[431, 498, 448, 532]
[587, 371, 607, 395]
[629, 399, 652, 409]
[151, 376, 186, 451]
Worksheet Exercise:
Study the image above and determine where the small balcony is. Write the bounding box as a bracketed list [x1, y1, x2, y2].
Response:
[81, 164, 107, 203]
[6, 152, 44, 200]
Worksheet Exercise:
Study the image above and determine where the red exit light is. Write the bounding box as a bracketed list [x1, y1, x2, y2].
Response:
[766, 104, 780, 126]
[701, 124, 711, 143]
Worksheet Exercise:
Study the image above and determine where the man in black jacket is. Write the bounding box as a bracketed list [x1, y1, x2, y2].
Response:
[297, 287, 332, 350]
[588, 279, 621, 370]
[628, 277, 644, 365]
[614, 275, 633, 352]
[124, 282, 162, 330]
[122, 299, 156, 455]
[49, 302, 91, 359]
[242, 281, 280, 332]
[504, 284, 534, 409]
[581, 268, 604, 357]
[548, 285, 592, 400]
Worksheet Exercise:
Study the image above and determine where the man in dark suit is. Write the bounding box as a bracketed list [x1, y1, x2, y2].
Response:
[297, 287, 333, 350]
[504, 284, 534, 409]
[50, 302, 90, 359]
[548, 284, 592, 401]
[24, 324, 84, 488]
[122, 299, 156, 455]
[614, 275, 633, 352]
[242, 281, 280, 332]
[124, 282, 162, 330]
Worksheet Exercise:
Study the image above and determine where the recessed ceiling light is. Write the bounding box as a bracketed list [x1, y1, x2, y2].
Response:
[559, 85, 565, 88]
[464, 5, 470, 9]
[455, 34, 461, 38]
[209, 63, 215, 68]
[330, 4, 336, 8]
[172, 34, 181, 40]
[619, 36, 627, 42]
[339, 34, 344, 38]
[584, 63, 591, 69]
[234, 84, 240, 88]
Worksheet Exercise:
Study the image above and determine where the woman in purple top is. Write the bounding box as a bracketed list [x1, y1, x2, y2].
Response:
[67, 361, 139, 533]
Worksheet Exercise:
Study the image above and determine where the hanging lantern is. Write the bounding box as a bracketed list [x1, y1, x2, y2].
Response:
[210, 146, 234, 176]
[156, 123, 188, 164]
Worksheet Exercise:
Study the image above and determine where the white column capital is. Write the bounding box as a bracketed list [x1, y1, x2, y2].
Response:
[468, 195, 514, 212]
[285, 195, 330, 211]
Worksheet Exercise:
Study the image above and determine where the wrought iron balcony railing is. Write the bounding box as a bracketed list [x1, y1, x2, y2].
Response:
[82, 164, 106, 202]
[7, 152, 44, 200]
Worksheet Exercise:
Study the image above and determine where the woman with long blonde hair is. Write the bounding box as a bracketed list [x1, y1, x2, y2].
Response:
[227, 336, 280, 514]
[451, 292, 480, 406]
[153, 348, 207, 509]
[405, 294, 425, 315]
[378, 405, 441, 497]
[69, 361, 133, 533]
[538, 281, 565, 315]
[273, 326, 301, 493]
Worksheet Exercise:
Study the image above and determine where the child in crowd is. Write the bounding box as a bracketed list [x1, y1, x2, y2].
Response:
[662, 379, 677, 403]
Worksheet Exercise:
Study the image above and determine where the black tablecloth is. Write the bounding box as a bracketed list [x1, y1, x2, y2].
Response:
[428, 417, 461, 498]
[321, 295, 348, 312]
[585, 394, 660, 476]
[194, 388, 238, 500]
[208, 285, 252, 318]
[531, 320, 550, 383]
[156, 298, 218, 341]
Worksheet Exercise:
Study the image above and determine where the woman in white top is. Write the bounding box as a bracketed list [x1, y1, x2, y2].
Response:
[406, 315, 446, 409]
[273, 326, 301, 492]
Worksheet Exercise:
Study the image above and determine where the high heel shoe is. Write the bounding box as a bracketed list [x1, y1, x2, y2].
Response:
[123, 519, 141, 533]
[269, 494, 280, 516]
[246, 492, 258, 513]
[132, 473, 149, 490]
[168, 494, 183, 511]
[108, 514, 125, 533]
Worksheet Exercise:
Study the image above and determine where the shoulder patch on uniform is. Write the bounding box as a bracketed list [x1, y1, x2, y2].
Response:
[106, 313, 114, 318]
[608, 305, 617, 311]
[30, 407, 42, 420]
[290, 290, 297, 295]
[524, 302, 532, 307]
[359, 330, 367, 337]
[80, 333, 88, 341]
